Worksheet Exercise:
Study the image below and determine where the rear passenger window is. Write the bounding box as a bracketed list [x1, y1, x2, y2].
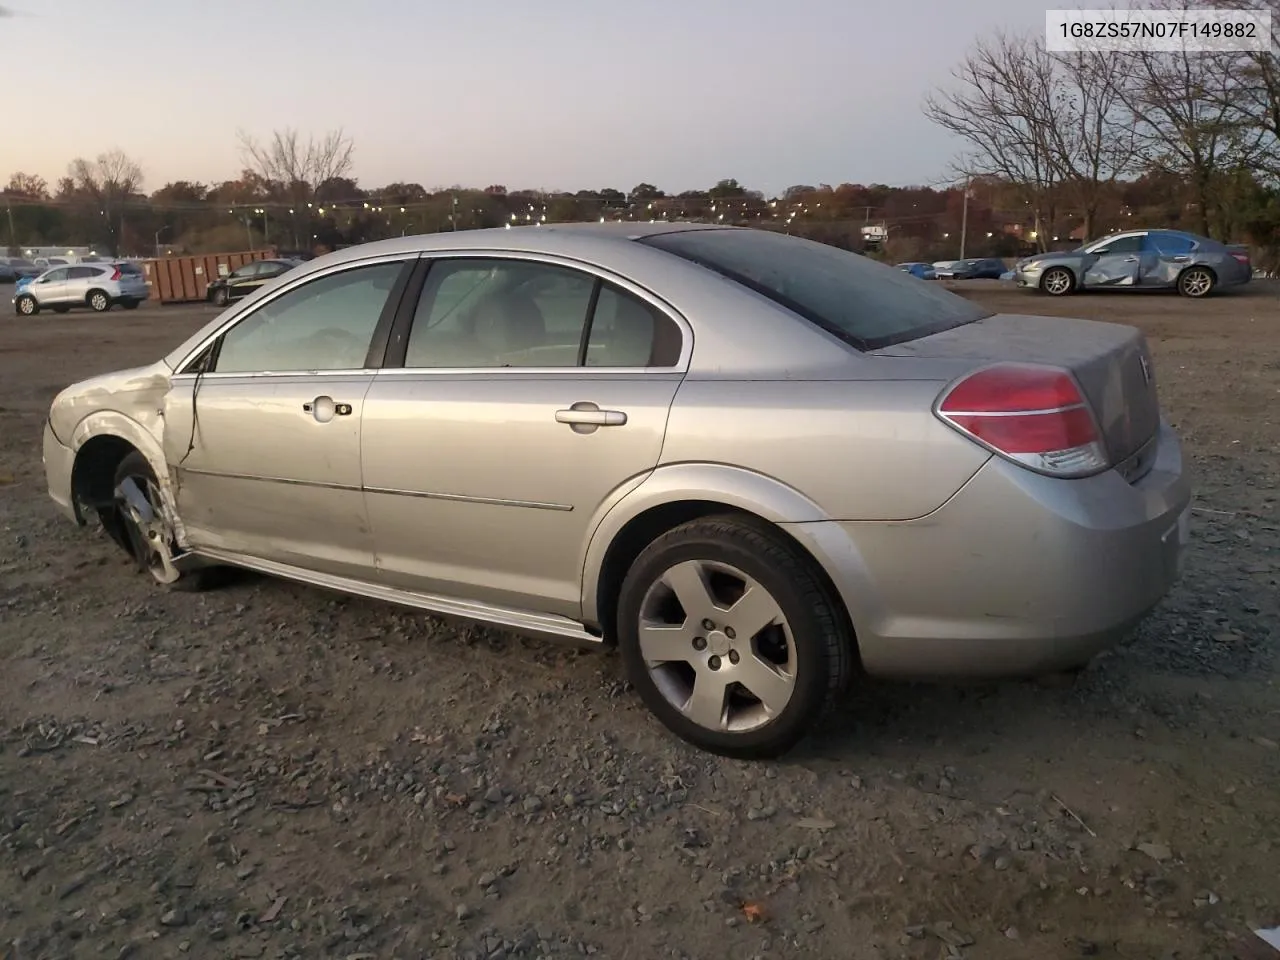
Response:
[586, 284, 682, 367]
[405, 259, 595, 368]
[1150, 234, 1195, 255]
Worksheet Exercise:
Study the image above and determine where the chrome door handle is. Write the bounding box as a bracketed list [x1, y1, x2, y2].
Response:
[1123, 256, 1139, 262]
[556, 402, 627, 429]
[1170, 255, 1190, 263]
[556, 409, 627, 426]
[303, 396, 352, 422]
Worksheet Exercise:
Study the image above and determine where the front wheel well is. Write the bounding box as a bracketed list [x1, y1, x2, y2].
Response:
[592, 500, 857, 657]
[71, 434, 139, 513]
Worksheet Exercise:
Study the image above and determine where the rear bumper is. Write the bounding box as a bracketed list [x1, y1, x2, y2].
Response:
[43, 419, 80, 523]
[784, 420, 1191, 679]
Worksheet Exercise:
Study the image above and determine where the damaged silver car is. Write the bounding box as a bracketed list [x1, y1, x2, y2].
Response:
[44, 223, 1191, 758]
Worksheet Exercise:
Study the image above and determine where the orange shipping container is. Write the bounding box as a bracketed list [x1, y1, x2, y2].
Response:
[142, 248, 278, 304]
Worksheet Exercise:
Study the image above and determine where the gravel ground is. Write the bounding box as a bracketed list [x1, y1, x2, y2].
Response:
[2, 282, 1278, 960]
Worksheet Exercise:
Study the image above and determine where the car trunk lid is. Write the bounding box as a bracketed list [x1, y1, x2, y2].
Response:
[873, 312, 1161, 467]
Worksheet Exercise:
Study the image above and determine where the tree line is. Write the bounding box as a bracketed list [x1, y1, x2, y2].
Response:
[924, 0, 1280, 261]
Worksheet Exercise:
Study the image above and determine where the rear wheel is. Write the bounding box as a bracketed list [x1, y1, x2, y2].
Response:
[616, 515, 853, 759]
[1040, 267, 1075, 296]
[88, 290, 111, 312]
[16, 294, 38, 316]
[1177, 267, 1215, 298]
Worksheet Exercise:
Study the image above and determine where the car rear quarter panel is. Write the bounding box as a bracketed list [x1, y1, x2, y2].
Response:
[658, 376, 991, 521]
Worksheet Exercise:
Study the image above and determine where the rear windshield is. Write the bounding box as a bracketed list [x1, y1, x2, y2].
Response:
[115, 262, 143, 275]
[638, 228, 990, 350]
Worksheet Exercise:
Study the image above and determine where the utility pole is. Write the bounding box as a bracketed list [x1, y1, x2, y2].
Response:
[451, 194, 458, 231]
[959, 176, 970, 260]
[5, 199, 16, 254]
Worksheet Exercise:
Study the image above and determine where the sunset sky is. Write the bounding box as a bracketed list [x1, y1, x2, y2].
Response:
[4, 0, 1048, 195]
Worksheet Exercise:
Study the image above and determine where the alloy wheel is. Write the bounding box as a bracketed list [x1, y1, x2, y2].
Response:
[113, 472, 181, 585]
[637, 559, 796, 733]
[1042, 268, 1073, 296]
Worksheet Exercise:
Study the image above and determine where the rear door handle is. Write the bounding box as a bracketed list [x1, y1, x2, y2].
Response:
[556, 403, 627, 427]
[1123, 256, 1139, 262]
[303, 396, 352, 422]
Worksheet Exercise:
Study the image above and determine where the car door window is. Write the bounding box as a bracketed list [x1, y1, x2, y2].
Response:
[68, 266, 98, 280]
[41, 267, 70, 283]
[585, 283, 683, 367]
[1149, 234, 1195, 255]
[213, 261, 405, 374]
[405, 258, 596, 368]
[231, 263, 259, 280]
[1092, 235, 1144, 255]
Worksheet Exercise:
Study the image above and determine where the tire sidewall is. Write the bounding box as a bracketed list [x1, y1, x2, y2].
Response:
[616, 523, 836, 757]
[89, 292, 111, 312]
[17, 295, 36, 315]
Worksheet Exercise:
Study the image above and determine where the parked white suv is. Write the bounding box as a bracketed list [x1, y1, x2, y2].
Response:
[13, 262, 149, 315]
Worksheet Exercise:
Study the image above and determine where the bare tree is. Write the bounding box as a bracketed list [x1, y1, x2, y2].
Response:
[5, 172, 49, 198]
[1113, 47, 1255, 237]
[68, 149, 145, 255]
[923, 32, 1062, 251]
[1196, 0, 1280, 180]
[1041, 50, 1140, 241]
[237, 127, 355, 199]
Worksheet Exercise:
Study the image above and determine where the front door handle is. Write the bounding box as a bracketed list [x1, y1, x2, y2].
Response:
[303, 396, 353, 422]
[556, 402, 627, 432]
[1123, 256, 1139, 262]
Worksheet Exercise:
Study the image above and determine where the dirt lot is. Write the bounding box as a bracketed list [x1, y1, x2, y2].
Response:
[2, 282, 1278, 960]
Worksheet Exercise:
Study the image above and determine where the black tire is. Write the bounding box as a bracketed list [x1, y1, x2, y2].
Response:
[1177, 266, 1216, 298]
[212, 287, 229, 307]
[616, 514, 853, 759]
[120, 299, 140, 310]
[15, 294, 38, 316]
[87, 289, 112, 312]
[1040, 267, 1075, 296]
[105, 451, 219, 592]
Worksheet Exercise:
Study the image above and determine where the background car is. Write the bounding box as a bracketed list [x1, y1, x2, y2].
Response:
[935, 257, 1007, 279]
[42, 223, 1189, 759]
[13, 261, 149, 315]
[1014, 229, 1252, 297]
[896, 261, 937, 280]
[205, 258, 302, 306]
[2, 256, 43, 281]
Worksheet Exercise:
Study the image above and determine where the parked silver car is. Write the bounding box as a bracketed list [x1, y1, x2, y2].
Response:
[42, 223, 1191, 758]
[1014, 229, 1253, 297]
[14, 261, 149, 315]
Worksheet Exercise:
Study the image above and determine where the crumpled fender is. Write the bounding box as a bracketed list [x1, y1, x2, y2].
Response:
[69, 410, 191, 547]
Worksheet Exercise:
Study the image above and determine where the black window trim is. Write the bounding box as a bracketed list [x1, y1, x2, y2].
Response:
[171, 254, 419, 378]
[379, 251, 691, 373]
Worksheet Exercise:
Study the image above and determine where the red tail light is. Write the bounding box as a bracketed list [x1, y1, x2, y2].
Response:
[109, 266, 122, 280]
[935, 363, 1108, 477]
[1230, 252, 1250, 266]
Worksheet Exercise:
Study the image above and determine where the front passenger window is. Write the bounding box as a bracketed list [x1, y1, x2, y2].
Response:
[213, 261, 405, 374]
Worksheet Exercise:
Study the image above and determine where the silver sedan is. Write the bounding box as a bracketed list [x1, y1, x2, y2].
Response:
[1014, 228, 1253, 297]
[42, 223, 1191, 758]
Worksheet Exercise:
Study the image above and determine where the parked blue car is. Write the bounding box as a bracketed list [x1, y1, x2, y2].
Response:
[896, 261, 937, 280]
